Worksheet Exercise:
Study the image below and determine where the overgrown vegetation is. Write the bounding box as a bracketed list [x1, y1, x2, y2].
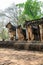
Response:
[17, 0, 43, 25]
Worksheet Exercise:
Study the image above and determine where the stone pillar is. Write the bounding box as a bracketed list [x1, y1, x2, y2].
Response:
[16, 28, 18, 40]
[39, 25, 43, 41]
[26, 28, 28, 40]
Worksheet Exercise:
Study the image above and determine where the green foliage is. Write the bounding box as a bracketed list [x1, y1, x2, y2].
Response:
[0, 28, 9, 40]
[16, 3, 24, 8]
[24, 0, 43, 20]
[18, 14, 26, 26]
[17, 0, 43, 25]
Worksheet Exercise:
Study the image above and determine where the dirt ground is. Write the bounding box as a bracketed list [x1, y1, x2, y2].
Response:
[0, 48, 43, 65]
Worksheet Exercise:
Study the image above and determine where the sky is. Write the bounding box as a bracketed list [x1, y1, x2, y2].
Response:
[0, 0, 43, 10]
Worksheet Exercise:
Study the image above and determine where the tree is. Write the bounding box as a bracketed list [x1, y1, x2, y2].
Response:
[16, 3, 25, 25]
[0, 12, 9, 40]
[1, 28, 9, 40]
[5, 3, 18, 26]
[16, 0, 43, 25]
[16, 3, 24, 15]
[23, 0, 43, 20]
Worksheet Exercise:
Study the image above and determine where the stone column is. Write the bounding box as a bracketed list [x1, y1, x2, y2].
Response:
[26, 28, 28, 40]
[16, 28, 18, 40]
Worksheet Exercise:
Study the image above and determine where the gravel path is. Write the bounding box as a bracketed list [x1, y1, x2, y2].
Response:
[0, 48, 43, 65]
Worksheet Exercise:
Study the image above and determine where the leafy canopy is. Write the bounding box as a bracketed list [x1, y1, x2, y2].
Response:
[23, 0, 43, 20]
[16, 0, 43, 25]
